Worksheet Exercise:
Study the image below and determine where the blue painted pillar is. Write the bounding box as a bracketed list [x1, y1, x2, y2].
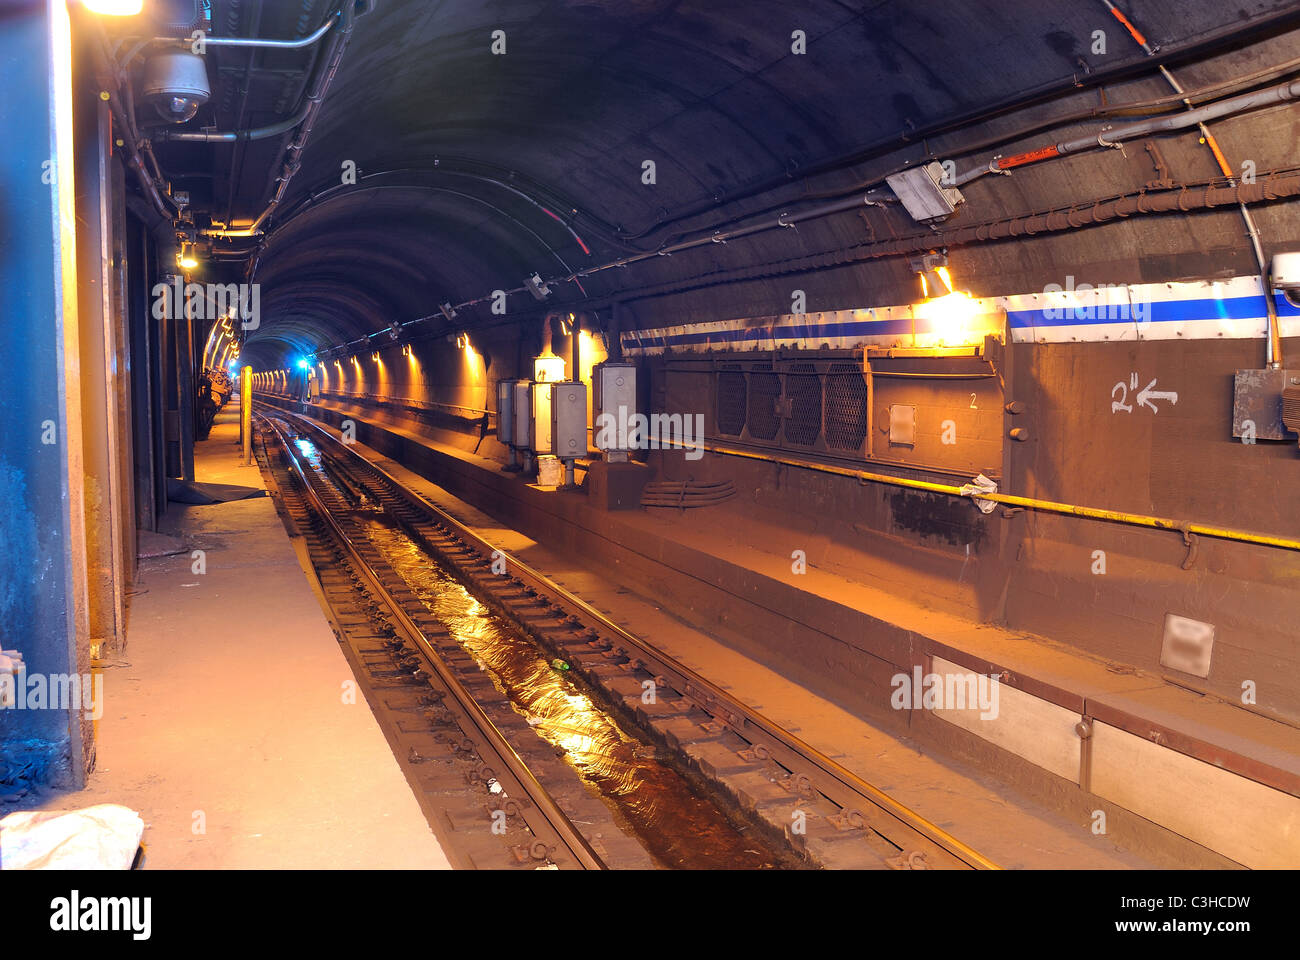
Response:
[0, 2, 92, 788]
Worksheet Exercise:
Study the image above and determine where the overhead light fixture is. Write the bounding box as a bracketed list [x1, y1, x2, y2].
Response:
[82, 0, 143, 14]
[141, 51, 211, 124]
[439, 302, 458, 323]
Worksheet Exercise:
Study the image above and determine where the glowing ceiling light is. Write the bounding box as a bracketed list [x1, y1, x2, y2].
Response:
[82, 0, 143, 15]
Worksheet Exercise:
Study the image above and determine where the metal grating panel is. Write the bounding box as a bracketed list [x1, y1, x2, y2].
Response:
[824, 362, 868, 451]
[784, 363, 822, 447]
[717, 369, 747, 436]
[747, 372, 781, 441]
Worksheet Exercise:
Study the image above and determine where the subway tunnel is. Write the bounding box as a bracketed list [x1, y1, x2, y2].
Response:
[3, 0, 1300, 900]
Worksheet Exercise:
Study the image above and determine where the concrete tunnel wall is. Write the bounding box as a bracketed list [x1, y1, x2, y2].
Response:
[233, 6, 1300, 727]
[255, 286, 1300, 725]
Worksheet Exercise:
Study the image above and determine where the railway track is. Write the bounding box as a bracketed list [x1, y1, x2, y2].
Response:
[256, 402, 1000, 871]
[254, 412, 655, 870]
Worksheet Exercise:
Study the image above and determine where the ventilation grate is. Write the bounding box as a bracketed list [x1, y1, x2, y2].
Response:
[747, 372, 781, 440]
[824, 362, 868, 451]
[784, 363, 822, 447]
[717, 369, 747, 436]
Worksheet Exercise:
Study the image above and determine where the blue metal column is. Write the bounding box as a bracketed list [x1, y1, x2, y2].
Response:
[0, 1, 92, 788]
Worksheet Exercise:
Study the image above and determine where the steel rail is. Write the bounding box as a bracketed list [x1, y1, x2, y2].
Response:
[268, 404, 999, 870]
[256, 412, 606, 870]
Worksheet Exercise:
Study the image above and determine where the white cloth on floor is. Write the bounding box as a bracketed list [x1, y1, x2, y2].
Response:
[0, 803, 143, 869]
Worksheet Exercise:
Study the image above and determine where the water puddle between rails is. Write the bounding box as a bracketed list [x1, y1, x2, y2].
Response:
[358, 512, 792, 869]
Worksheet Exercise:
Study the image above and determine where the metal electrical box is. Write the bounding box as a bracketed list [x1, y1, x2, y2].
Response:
[593, 362, 636, 459]
[496, 379, 516, 443]
[511, 380, 532, 449]
[885, 162, 964, 222]
[529, 381, 554, 454]
[551, 381, 588, 461]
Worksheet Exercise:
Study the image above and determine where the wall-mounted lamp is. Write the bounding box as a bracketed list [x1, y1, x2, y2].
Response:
[910, 251, 952, 298]
[456, 333, 469, 350]
[177, 241, 199, 271]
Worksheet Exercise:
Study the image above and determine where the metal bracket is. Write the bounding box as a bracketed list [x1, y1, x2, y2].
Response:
[886, 851, 929, 870]
[1180, 526, 1199, 570]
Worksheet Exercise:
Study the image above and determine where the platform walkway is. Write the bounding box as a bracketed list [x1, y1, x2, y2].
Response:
[22, 406, 450, 869]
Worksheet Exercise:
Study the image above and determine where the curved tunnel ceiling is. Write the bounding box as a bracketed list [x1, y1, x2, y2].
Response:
[189, 0, 1300, 369]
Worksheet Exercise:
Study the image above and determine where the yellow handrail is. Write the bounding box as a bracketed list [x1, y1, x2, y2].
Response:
[693, 440, 1300, 553]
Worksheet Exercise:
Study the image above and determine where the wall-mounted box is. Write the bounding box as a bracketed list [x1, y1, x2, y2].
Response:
[530, 381, 554, 454]
[512, 380, 532, 449]
[550, 380, 587, 461]
[593, 362, 636, 458]
[496, 379, 518, 444]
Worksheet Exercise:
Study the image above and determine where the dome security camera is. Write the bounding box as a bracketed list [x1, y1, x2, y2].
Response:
[140, 50, 211, 124]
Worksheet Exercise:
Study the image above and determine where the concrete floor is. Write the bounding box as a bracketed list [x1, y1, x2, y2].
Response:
[17, 407, 449, 869]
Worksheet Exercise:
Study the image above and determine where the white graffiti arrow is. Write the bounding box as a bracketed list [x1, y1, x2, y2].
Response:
[1136, 378, 1178, 413]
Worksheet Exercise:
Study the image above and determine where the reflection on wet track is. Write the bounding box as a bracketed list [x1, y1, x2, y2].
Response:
[362, 513, 783, 869]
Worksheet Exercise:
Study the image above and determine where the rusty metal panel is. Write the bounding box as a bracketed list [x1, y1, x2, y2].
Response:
[872, 377, 1005, 476]
[1232, 368, 1296, 440]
